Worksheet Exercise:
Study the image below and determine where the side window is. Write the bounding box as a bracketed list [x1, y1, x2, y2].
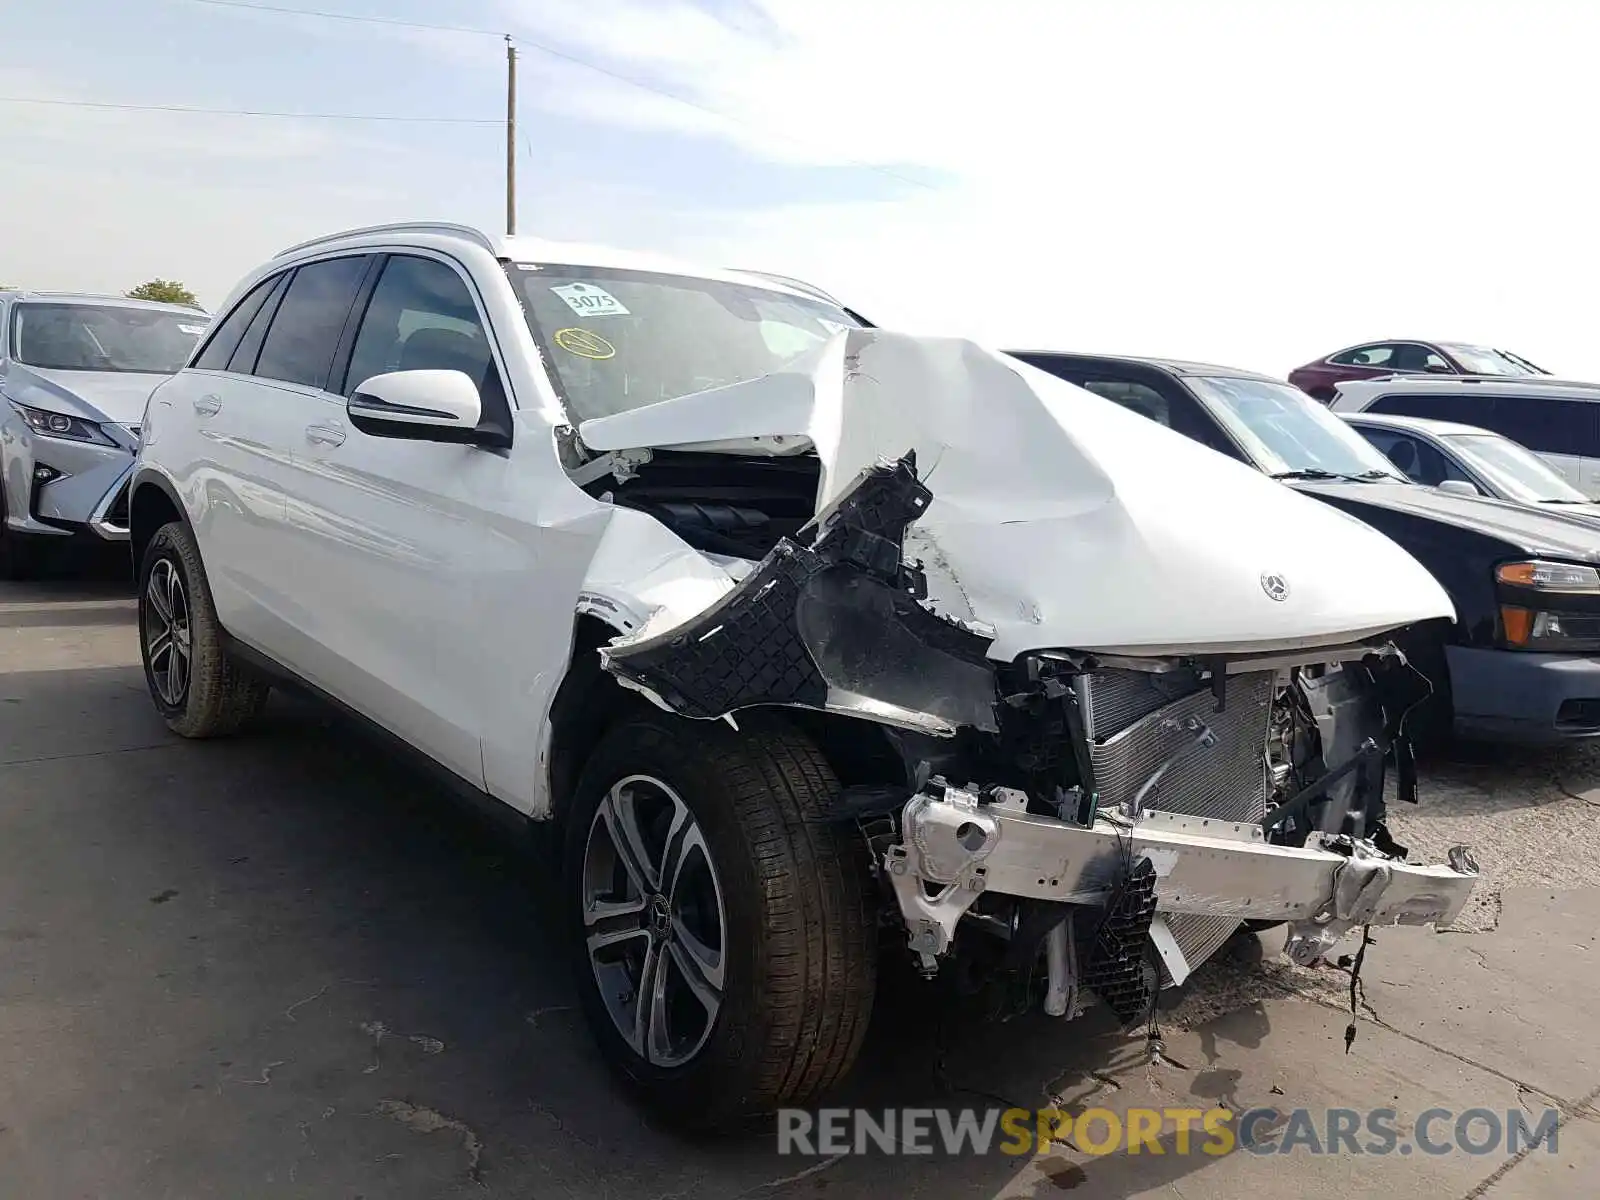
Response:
[1080, 379, 1169, 425]
[1330, 343, 1397, 367]
[1078, 374, 1240, 458]
[342, 255, 508, 427]
[228, 272, 290, 375]
[1390, 344, 1451, 373]
[1381, 433, 1458, 485]
[253, 256, 371, 390]
[1486, 397, 1600, 457]
[1355, 428, 1421, 480]
[1368, 392, 1600, 456]
[1368, 391, 1496, 426]
[193, 276, 278, 371]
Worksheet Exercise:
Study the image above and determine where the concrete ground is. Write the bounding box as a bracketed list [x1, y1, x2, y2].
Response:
[2, 562, 1597, 1199]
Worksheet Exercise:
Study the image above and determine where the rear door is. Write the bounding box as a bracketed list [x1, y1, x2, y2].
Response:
[209, 254, 374, 663]
[153, 270, 294, 641]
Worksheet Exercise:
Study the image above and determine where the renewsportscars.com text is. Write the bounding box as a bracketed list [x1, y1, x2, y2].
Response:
[777, 1106, 1561, 1158]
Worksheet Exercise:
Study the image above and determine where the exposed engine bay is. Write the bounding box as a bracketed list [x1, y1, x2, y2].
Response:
[581, 437, 1481, 1025]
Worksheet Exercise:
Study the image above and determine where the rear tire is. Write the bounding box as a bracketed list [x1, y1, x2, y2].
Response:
[138, 520, 269, 737]
[562, 712, 877, 1132]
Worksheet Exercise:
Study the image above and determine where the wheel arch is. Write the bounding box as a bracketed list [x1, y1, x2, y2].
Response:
[543, 611, 909, 826]
[128, 469, 191, 576]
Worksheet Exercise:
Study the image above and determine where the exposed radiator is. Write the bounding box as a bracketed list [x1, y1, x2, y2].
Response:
[1082, 667, 1278, 979]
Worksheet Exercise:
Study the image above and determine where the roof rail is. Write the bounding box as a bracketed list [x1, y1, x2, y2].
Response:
[275, 222, 495, 260]
[731, 268, 843, 307]
[1352, 372, 1600, 392]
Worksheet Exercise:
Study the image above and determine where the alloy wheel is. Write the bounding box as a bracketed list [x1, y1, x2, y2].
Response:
[580, 774, 728, 1069]
[144, 558, 192, 707]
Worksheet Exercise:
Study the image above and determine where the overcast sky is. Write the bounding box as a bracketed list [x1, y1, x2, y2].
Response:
[4, 0, 1597, 379]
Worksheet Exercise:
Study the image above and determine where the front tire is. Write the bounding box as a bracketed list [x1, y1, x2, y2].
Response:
[562, 713, 877, 1131]
[138, 521, 269, 737]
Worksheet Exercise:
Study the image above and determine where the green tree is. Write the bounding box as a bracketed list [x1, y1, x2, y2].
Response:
[126, 279, 199, 307]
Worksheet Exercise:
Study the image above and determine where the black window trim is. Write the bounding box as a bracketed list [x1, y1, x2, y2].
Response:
[191, 273, 280, 372]
[327, 253, 387, 397]
[227, 269, 293, 378]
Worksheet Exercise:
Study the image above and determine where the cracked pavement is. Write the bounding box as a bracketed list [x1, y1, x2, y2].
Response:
[3, 567, 1598, 1198]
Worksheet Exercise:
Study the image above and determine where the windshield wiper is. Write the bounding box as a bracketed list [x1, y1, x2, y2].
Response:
[1539, 498, 1592, 505]
[1270, 468, 1394, 483]
[1270, 468, 1342, 481]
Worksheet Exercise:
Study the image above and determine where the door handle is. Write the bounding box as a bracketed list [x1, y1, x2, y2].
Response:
[193, 394, 222, 415]
[305, 423, 346, 447]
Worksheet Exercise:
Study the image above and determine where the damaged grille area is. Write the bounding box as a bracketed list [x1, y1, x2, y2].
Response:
[1083, 668, 1277, 980]
[1080, 856, 1159, 1025]
[1085, 669, 1275, 824]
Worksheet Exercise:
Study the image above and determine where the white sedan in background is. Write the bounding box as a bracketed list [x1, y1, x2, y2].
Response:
[1340, 411, 1600, 516]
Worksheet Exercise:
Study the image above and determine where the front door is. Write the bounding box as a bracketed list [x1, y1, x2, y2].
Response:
[280, 252, 522, 790]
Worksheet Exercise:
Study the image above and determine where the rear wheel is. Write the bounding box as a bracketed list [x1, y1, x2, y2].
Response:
[562, 713, 877, 1131]
[138, 521, 269, 737]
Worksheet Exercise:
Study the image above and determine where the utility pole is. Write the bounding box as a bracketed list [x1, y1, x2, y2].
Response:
[505, 36, 518, 236]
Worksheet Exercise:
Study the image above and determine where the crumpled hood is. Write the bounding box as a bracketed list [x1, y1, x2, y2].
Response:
[1, 363, 169, 425]
[580, 330, 1455, 659]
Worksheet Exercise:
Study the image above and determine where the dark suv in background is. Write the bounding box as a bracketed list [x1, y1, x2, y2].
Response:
[1009, 349, 1600, 745]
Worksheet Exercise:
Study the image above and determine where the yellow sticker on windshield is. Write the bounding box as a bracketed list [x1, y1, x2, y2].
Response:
[554, 328, 615, 360]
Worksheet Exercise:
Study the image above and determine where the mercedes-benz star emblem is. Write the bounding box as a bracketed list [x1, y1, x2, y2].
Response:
[1260, 572, 1290, 602]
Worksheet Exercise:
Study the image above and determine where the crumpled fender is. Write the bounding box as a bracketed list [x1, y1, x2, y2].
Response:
[600, 455, 1001, 735]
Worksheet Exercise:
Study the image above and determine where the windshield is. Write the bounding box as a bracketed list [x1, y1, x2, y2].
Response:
[1188, 375, 1403, 478]
[505, 265, 860, 420]
[1443, 432, 1590, 504]
[1437, 343, 1544, 377]
[10, 303, 208, 373]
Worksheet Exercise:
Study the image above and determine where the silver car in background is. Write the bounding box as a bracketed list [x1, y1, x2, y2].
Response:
[1340, 411, 1600, 515]
[0, 291, 209, 577]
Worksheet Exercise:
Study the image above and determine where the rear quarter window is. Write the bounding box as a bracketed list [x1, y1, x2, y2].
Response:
[1367, 392, 1600, 456]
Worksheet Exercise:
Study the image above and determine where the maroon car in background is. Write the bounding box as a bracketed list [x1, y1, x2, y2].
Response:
[1289, 340, 1549, 402]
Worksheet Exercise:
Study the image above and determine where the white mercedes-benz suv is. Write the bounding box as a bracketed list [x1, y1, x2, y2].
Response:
[129, 222, 1479, 1129]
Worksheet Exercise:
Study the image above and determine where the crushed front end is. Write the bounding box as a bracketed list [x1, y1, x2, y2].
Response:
[599, 453, 1480, 1024]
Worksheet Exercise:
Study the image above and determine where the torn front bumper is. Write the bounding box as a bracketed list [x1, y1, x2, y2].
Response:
[886, 781, 1479, 981]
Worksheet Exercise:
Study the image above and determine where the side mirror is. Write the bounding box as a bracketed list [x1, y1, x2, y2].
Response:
[1436, 478, 1482, 497]
[1424, 362, 1454, 374]
[348, 370, 487, 445]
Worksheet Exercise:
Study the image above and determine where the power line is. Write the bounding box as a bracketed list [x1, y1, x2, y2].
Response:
[171, 0, 938, 192]
[0, 95, 502, 124]
[183, 0, 506, 37]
